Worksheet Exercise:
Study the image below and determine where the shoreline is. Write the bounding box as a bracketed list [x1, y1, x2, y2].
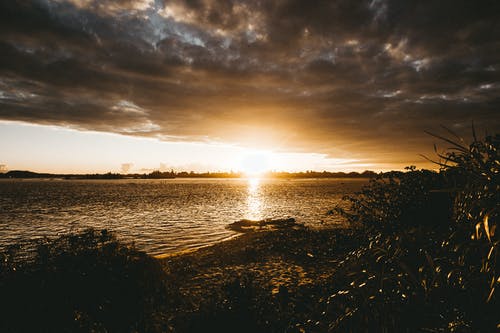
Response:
[154, 217, 340, 259]
[158, 225, 361, 301]
[153, 233, 243, 260]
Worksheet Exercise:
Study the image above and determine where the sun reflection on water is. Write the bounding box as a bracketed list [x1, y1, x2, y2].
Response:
[246, 177, 263, 221]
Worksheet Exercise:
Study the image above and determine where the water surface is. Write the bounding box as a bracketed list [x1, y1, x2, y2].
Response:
[0, 178, 366, 255]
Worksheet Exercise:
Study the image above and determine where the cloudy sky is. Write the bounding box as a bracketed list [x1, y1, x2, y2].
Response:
[0, 0, 499, 173]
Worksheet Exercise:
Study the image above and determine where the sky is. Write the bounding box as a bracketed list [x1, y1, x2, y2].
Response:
[0, 0, 499, 173]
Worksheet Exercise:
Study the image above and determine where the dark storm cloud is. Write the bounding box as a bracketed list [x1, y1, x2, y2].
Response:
[1, 0, 499, 167]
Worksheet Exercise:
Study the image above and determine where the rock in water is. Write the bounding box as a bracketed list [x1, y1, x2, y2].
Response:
[226, 218, 300, 233]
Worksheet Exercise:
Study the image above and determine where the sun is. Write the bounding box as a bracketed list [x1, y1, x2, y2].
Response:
[239, 152, 271, 177]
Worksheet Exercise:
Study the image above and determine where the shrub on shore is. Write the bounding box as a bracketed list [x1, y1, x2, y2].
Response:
[0, 229, 170, 333]
[331, 131, 499, 331]
[335, 167, 451, 230]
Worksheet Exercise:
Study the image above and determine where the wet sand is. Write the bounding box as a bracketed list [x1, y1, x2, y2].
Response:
[159, 225, 363, 305]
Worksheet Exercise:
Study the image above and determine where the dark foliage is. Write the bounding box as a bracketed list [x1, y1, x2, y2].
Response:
[330, 131, 499, 331]
[173, 273, 273, 333]
[0, 229, 170, 333]
[335, 167, 451, 230]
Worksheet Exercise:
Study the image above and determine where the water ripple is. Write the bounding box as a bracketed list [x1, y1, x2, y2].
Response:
[0, 178, 366, 255]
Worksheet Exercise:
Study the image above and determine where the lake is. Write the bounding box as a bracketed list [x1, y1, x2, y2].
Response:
[0, 178, 367, 256]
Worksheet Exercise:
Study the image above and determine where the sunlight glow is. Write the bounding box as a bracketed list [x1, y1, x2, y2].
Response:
[0, 121, 399, 173]
[238, 151, 271, 176]
[247, 176, 261, 192]
[246, 176, 263, 221]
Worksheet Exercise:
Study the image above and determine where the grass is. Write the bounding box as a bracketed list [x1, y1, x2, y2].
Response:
[0, 229, 171, 333]
[0, 130, 498, 332]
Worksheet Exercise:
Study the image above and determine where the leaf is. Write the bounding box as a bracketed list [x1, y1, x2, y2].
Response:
[423, 252, 434, 273]
[486, 286, 495, 303]
[440, 124, 464, 143]
[483, 214, 491, 242]
[424, 130, 468, 152]
[487, 246, 495, 260]
[471, 120, 477, 143]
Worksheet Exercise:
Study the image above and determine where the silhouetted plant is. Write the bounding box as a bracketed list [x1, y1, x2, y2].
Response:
[0, 229, 170, 333]
[172, 273, 279, 333]
[429, 130, 499, 310]
[335, 167, 450, 230]
[328, 129, 499, 331]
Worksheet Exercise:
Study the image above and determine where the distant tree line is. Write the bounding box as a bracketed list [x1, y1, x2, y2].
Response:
[0, 171, 124, 179]
[0, 169, 379, 179]
[270, 170, 377, 178]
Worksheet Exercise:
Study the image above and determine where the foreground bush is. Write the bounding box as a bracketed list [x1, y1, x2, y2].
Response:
[442, 133, 499, 308]
[335, 167, 450, 230]
[0, 229, 169, 333]
[331, 131, 499, 331]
